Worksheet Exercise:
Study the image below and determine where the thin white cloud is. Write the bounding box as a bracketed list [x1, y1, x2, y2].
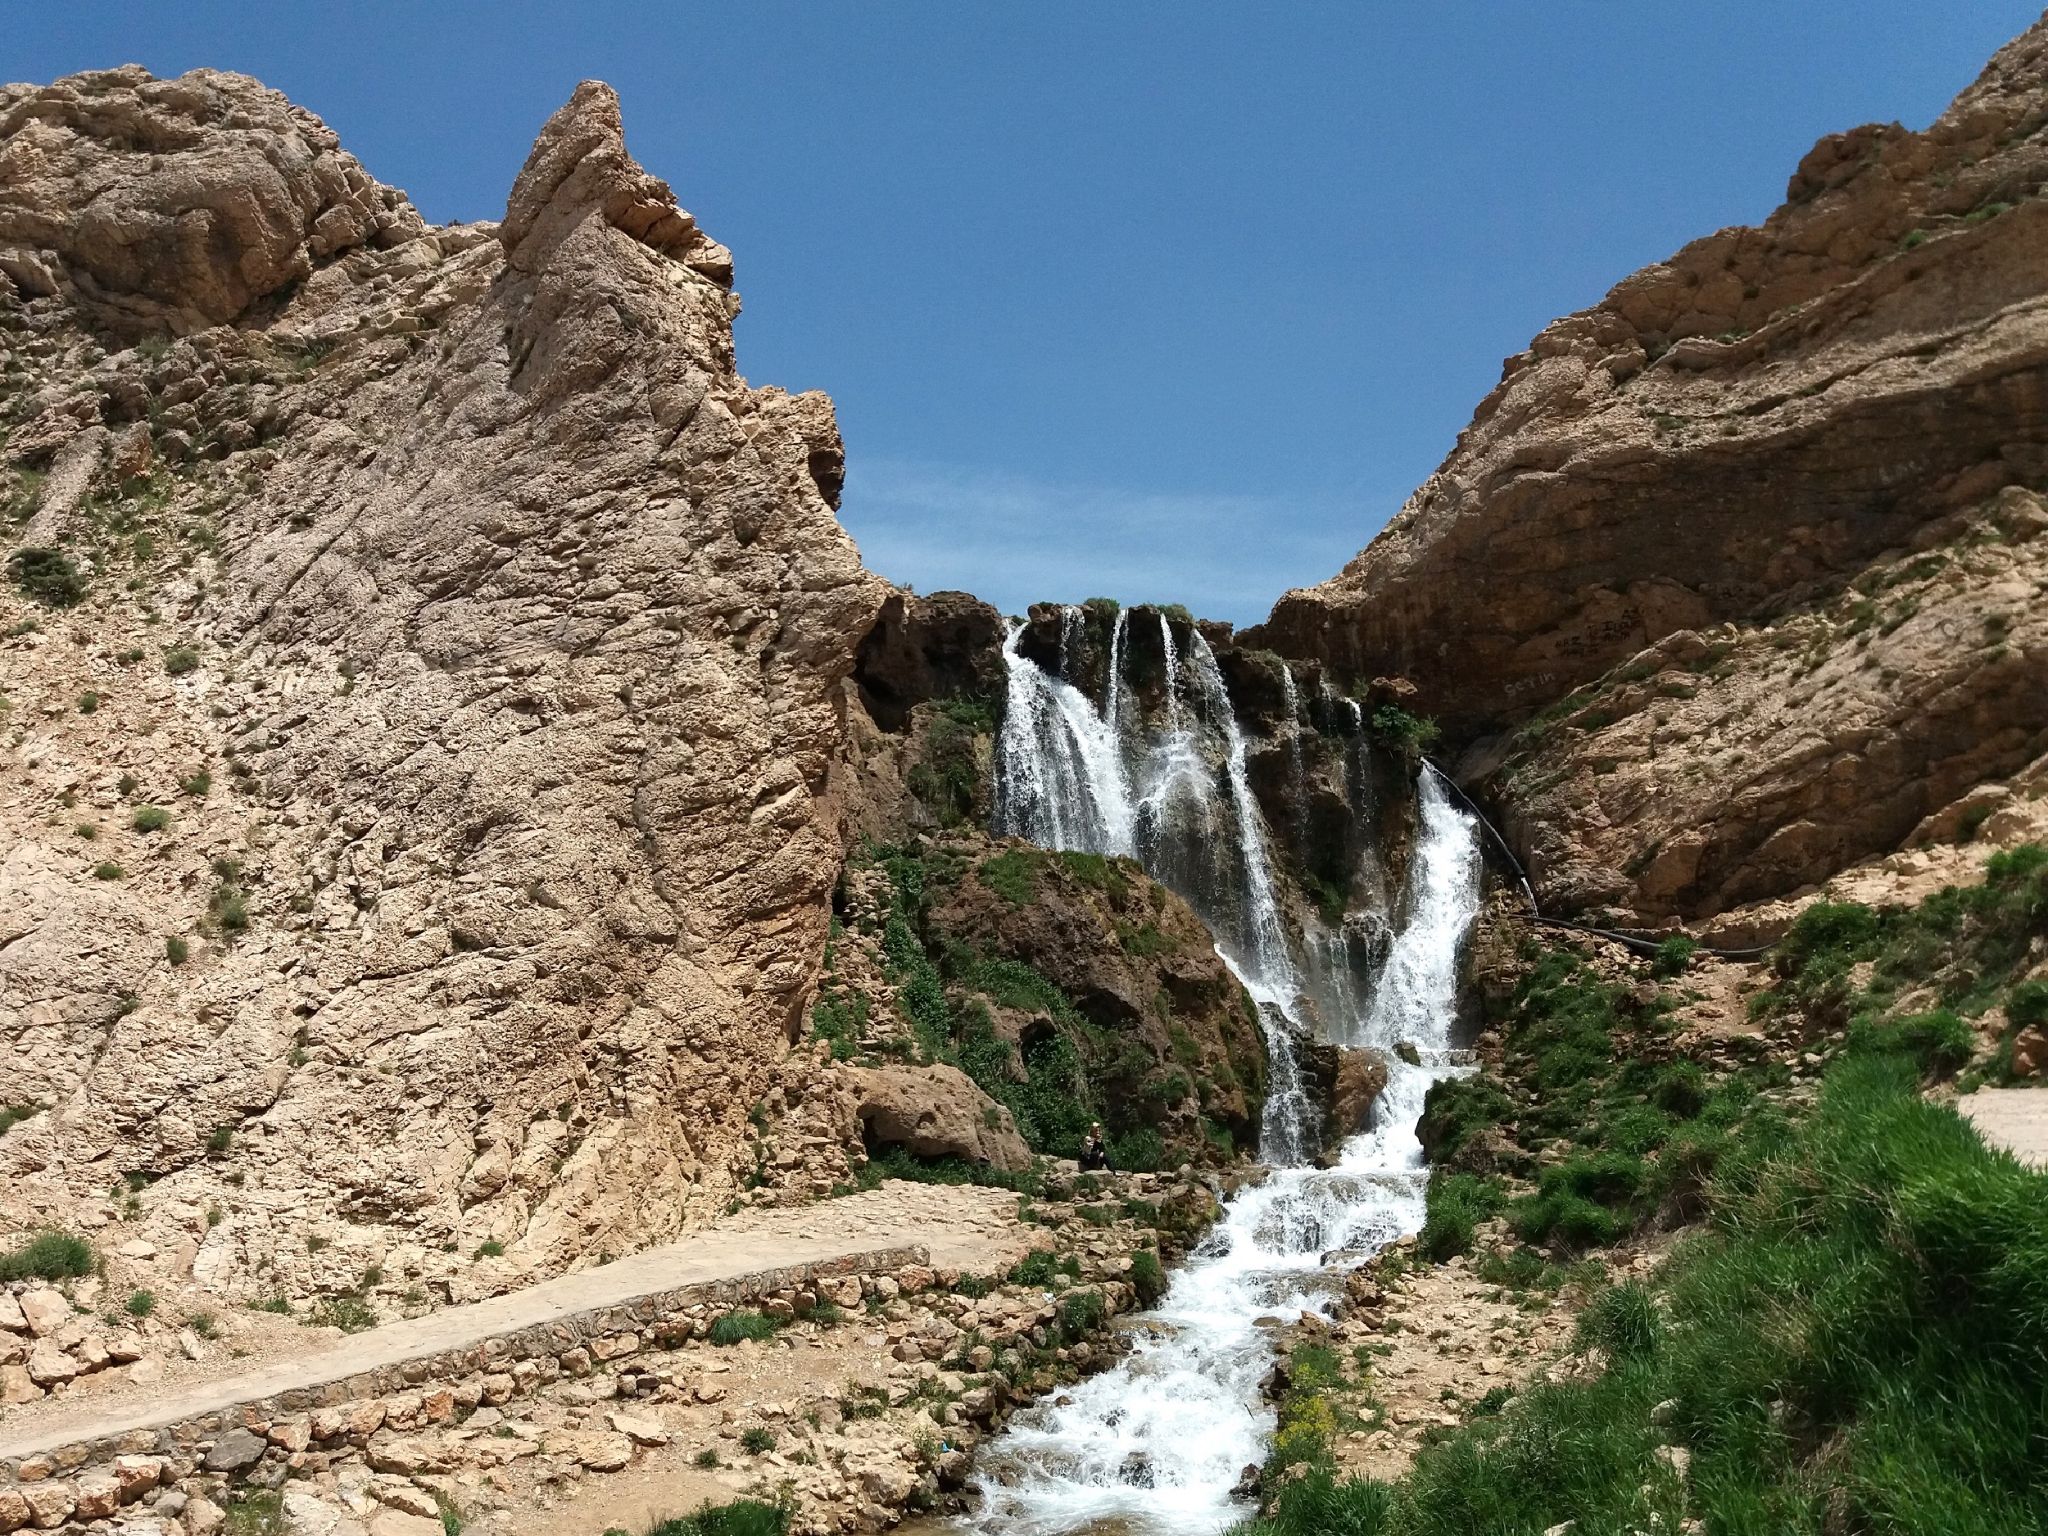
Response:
[838, 458, 1400, 627]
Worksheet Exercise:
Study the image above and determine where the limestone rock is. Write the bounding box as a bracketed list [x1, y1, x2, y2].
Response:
[202, 1426, 267, 1473]
[1251, 17, 2048, 918]
[18, 1289, 70, 1336]
[845, 1063, 1033, 1173]
[0, 66, 426, 337]
[1327, 1048, 1390, 1138]
[0, 67, 883, 1291]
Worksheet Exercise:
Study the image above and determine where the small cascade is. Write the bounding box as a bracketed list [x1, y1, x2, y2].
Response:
[1278, 660, 1307, 841]
[1184, 628, 1317, 1162]
[993, 621, 1136, 857]
[1104, 606, 1130, 740]
[1058, 605, 1085, 682]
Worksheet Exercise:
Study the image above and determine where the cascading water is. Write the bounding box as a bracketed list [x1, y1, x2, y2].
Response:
[976, 610, 1484, 1535]
[993, 621, 1137, 857]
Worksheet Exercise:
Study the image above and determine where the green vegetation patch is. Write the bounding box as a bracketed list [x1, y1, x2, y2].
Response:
[8, 546, 85, 607]
[1235, 847, 2048, 1536]
[0, 1229, 96, 1282]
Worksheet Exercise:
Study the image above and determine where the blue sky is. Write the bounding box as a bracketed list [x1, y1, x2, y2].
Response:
[14, 3, 2040, 623]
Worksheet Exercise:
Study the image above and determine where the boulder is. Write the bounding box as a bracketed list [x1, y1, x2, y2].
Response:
[202, 1426, 267, 1473]
[1326, 1048, 1390, 1138]
[845, 1063, 1033, 1173]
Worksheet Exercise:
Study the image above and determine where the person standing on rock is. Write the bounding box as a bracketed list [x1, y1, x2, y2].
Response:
[1080, 1123, 1113, 1172]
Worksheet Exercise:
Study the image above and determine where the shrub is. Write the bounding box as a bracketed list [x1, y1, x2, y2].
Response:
[132, 804, 170, 832]
[1416, 1075, 1513, 1166]
[93, 862, 124, 881]
[163, 646, 199, 676]
[1648, 1060, 1708, 1119]
[1108, 1127, 1166, 1173]
[9, 547, 85, 606]
[473, 1239, 505, 1259]
[311, 1294, 376, 1333]
[739, 1426, 775, 1455]
[1367, 704, 1440, 756]
[77, 691, 99, 714]
[1009, 1249, 1075, 1286]
[0, 1104, 43, 1136]
[2005, 979, 2048, 1031]
[181, 769, 212, 797]
[165, 935, 189, 965]
[1058, 1288, 1105, 1340]
[125, 1289, 156, 1318]
[1649, 936, 1698, 978]
[710, 1309, 779, 1346]
[646, 1501, 790, 1536]
[1129, 1248, 1168, 1307]
[0, 1230, 96, 1282]
[1418, 1171, 1504, 1261]
[1574, 1281, 1660, 1358]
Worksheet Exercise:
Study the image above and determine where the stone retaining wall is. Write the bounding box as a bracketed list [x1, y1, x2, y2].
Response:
[0, 1245, 928, 1532]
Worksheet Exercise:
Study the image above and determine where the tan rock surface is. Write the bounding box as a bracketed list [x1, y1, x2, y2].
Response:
[1252, 16, 2048, 919]
[0, 67, 885, 1299]
[844, 1064, 1033, 1172]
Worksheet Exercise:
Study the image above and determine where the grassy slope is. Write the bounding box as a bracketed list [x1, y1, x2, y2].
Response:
[1241, 845, 2048, 1536]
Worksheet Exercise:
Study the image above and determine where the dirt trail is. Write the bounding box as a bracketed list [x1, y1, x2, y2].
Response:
[1959, 1087, 2048, 1168]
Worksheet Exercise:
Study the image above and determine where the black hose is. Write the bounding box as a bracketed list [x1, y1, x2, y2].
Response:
[1420, 757, 1777, 962]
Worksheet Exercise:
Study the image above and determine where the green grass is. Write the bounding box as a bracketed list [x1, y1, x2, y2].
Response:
[163, 646, 199, 676]
[222, 1491, 284, 1536]
[0, 1230, 96, 1282]
[637, 1501, 789, 1536]
[709, 1309, 780, 1346]
[978, 848, 1042, 905]
[1417, 1171, 1504, 1261]
[739, 1426, 775, 1454]
[125, 1288, 156, 1318]
[1233, 850, 2048, 1536]
[132, 804, 170, 832]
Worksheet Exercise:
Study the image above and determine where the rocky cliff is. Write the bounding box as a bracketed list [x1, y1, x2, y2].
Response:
[1254, 15, 2048, 925]
[0, 68, 883, 1300]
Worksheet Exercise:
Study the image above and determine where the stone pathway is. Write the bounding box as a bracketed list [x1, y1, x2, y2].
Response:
[0, 1182, 1020, 1468]
[1959, 1086, 2048, 1168]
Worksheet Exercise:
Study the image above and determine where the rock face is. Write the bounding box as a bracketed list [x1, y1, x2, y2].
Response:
[0, 66, 425, 335]
[844, 1063, 1033, 1172]
[0, 70, 883, 1292]
[1254, 17, 2048, 921]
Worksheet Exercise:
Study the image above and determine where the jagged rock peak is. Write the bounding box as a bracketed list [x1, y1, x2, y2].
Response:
[501, 78, 733, 286]
[0, 63, 426, 335]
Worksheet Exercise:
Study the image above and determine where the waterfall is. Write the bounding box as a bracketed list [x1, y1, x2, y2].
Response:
[1279, 661, 1307, 840]
[1104, 606, 1130, 740]
[999, 608, 1317, 1157]
[963, 726, 1484, 1536]
[993, 621, 1136, 857]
